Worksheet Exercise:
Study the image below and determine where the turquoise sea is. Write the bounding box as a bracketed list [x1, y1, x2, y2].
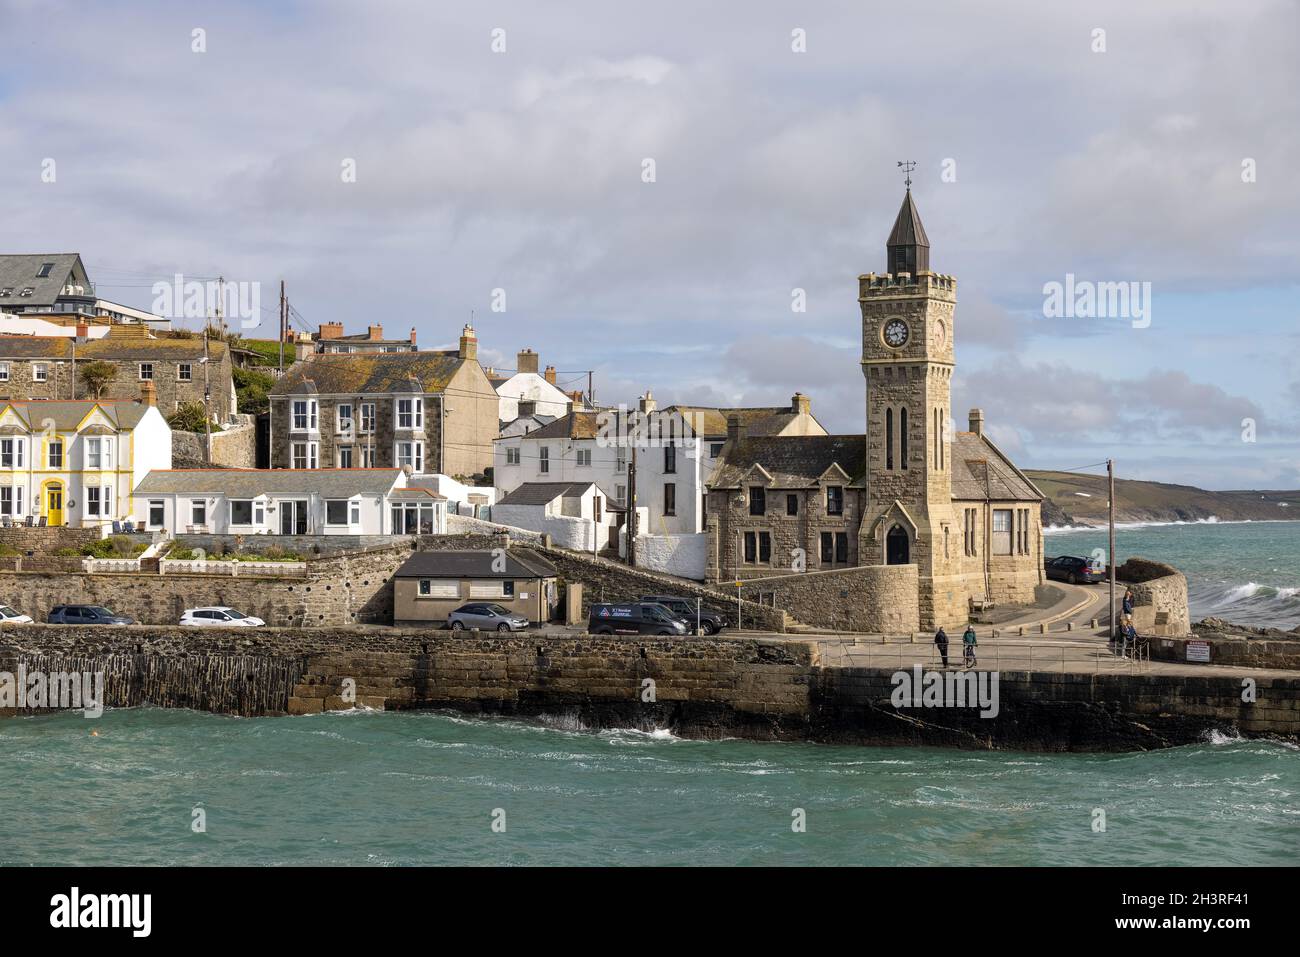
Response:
[1044, 519, 1300, 629]
[1, 708, 1295, 867]
[1, 521, 1296, 867]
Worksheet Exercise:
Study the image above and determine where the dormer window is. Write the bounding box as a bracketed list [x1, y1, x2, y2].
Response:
[749, 486, 766, 516]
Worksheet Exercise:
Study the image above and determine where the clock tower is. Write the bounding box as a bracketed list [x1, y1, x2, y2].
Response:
[858, 188, 967, 628]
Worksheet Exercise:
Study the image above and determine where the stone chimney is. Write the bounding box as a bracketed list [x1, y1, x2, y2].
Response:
[969, 408, 984, 437]
[516, 349, 539, 374]
[639, 390, 657, 414]
[318, 321, 344, 340]
[367, 324, 384, 341]
[727, 414, 742, 442]
[518, 399, 537, 418]
[543, 365, 557, 385]
[140, 379, 157, 407]
[458, 323, 477, 361]
[791, 392, 811, 415]
[409, 327, 417, 344]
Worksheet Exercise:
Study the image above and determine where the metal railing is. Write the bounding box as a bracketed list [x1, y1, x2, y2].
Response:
[826, 638, 1153, 674]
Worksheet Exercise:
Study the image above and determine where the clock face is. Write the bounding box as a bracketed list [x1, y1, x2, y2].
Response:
[934, 319, 948, 349]
[883, 319, 909, 348]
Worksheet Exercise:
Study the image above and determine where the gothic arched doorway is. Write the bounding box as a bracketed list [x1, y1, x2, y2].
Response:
[886, 524, 910, 565]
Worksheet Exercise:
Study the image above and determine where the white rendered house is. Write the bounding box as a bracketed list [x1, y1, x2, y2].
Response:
[131, 468, 447, 536]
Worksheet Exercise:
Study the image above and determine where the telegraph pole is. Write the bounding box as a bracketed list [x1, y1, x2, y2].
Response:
[202, 327, 213, 465]
[279, 280, 286, 372]
[1108, 458, 1117, 640]
[627, 427, 638, 567]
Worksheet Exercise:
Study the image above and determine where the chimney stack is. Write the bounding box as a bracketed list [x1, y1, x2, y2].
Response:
[727, 414, 741, 443]
[318, 321, 344, 340]
[969, 408, 984, 437]
[409, 327, 417, 344]
[638, 390, 656, 414]
[458, 323, 477, 361]
[140, 379, 157, 408]
[367, 324, 384, 341]
[516, 349, 539, 374]
[75, 320, 89, 343]
[543, 365, 557, 385]
[791, 392, 811, 415]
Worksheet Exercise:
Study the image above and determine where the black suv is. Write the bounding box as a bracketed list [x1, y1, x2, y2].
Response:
[48, 605, 135, 625]
[1044, 556, 1105, 585]
[640, 595, 728, 635]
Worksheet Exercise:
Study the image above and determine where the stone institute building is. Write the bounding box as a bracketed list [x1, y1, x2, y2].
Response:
[706, 190, 1044, 630]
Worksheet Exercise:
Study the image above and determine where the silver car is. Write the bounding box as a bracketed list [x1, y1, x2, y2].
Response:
[447, 603, 530, 632]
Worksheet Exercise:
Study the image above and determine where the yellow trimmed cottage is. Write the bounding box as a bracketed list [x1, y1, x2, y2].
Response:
[0, 387, 172, 528]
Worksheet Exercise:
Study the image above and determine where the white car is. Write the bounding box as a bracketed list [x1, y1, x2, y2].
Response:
[0, 604, 33, 624]
[180, 607, 265, 627]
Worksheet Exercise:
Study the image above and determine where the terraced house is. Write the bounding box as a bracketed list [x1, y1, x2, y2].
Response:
[0, 322, 236, 420]
[0, 395, 171, 528]
[267, 324, 499, 479]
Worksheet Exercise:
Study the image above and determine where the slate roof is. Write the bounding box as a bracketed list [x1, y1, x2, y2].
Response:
[0, 254, 89, 308]
[709, 435, 868, 488]
[134, 468, 404, 498]
[666, 405, 825, 439]
[496, 481, 594, 506]
[268, 352, 468, 396]
[950, 432, 1042, 502]
[0, 325, 228, 361]
[887, 191, 930, 249]
[0, 398, 153, 430]
[524, 411, 603, 440]
[394, 549, 557, 580]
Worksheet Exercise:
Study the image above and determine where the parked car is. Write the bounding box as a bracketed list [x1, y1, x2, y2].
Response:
[47, 605, 134, 625]
[180, 607, 265, 627]
[639, 595, 728, 635]
[0, 604, 33, 624]
[1045, 555, 1106, 585]
[588, 602, 690, 636]
[447, 603, 530, 632]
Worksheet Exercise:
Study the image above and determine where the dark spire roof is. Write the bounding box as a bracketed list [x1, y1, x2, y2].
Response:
[886, 189, 931, 275]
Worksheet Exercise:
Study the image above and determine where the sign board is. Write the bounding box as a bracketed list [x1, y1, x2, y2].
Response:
[734, 581, 743, 588]
[1185, 640, 1211, 663]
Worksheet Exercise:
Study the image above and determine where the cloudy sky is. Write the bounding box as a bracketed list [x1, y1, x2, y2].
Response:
[3, 0, 1296, 489]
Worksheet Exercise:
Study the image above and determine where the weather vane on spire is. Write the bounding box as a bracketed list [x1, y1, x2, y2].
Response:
[897, 160, 916, 190]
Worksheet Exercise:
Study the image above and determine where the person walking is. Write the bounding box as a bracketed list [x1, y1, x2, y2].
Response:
[962, 625, 978, 669]
[1121, 587, 1135, 623]
[934, 627, 950, 667]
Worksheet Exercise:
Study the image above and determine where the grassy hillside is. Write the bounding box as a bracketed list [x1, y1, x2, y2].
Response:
[1025, 470, 1298, 527]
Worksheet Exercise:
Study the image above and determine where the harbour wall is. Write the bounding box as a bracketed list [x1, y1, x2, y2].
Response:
[2, 625, 1295, 751]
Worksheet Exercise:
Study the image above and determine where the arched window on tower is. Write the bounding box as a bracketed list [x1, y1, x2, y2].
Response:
[885, 408, 894, 470]
[899, 407, 908, 471]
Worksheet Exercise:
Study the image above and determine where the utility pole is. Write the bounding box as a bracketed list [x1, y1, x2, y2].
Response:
[627, 432, 638, 567]
[279, 280, 286, 373]
[216, 276, 226, 338]
[1108, 458, 1117, 641]
[588, 371, 594, 408]
[202, 327, 212, 465]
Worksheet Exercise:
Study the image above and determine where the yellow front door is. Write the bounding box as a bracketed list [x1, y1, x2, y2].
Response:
[45, 484, 63, 526]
